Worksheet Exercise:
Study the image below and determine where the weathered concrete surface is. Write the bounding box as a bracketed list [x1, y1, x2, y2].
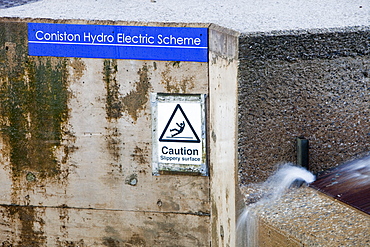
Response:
[238, 27, 370, 184]
[0, 19, 209, 211]
[0, 205, 210, 246]
[0, 18, 214, 246]
[239, 186, 370, 246]
[208, 25, 239, 247]
[0, 17, 240, 246]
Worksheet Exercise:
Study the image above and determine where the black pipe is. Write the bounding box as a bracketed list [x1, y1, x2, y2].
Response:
[297, 137, 309, 170]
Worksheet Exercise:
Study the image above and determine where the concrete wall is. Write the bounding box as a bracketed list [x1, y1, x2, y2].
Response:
[238, 27, 370, 184]
[0, 18, 239, 246]
[209, 25, 239, 247]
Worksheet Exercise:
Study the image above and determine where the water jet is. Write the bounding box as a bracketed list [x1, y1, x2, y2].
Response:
[237, 164, 315, 247]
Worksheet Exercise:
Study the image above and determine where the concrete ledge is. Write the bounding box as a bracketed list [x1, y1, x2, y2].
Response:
[239, 186, 370, 246]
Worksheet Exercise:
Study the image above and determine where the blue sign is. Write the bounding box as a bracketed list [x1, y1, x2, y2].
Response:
[28, 23, 208, 62]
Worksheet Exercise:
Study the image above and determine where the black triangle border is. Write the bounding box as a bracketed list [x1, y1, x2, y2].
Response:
[159, 104, 201, 143]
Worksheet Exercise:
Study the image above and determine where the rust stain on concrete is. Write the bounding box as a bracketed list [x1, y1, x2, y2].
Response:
[122, 64, 151, 122]
[131, 145, 149, 165]
[4, 205, 46, 246]
[58, 206, 70, 240]
[103, 126, 124, 187]
[125, 233, 146, 246]
[56, 239, 86, 247]
[102, 233, 146, 247]
[103, 226, 146, 247]
[68, 58, 86, 81]
[161, 62, 195, 93]
[106, 126, 122, 166]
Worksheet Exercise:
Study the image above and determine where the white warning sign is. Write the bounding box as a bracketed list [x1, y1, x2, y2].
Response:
[159, 104, 200, 143]
[151, 93, 207, 176]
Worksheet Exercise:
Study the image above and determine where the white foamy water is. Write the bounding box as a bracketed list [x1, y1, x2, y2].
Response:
[338, 156, 370, 187]
[237, 164, 315, 247]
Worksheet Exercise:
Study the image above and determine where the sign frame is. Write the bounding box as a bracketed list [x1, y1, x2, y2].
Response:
[151, 93, 207, 176]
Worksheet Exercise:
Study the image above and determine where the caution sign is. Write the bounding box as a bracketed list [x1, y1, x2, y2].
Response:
[159, 104, 200, 143]
[151, 93, 207, 176]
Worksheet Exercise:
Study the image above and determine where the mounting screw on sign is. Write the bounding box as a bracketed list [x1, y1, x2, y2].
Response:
[151, 93, 207, 176]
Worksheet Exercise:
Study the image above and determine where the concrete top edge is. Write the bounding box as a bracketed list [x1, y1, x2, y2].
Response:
[240, 25, 370, 37]
[0, 16, 212, 28]
[0, 17, 240, 37]
[209, 23, 240, 37]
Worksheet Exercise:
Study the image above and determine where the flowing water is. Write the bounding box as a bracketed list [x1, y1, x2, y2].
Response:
[237, 164, 316, 247]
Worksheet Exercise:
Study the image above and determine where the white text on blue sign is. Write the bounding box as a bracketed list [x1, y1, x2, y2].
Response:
[28, 23, 208, 62]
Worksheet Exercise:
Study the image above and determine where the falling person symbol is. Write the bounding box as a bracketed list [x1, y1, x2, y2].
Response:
[170, 121, 185, 137]
[159, 104, 200, 143]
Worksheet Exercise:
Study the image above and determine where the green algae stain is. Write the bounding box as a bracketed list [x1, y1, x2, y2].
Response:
[103, 59, 123, 120]
[0, 54, 70, 179]
[0, 22, 72, 244]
